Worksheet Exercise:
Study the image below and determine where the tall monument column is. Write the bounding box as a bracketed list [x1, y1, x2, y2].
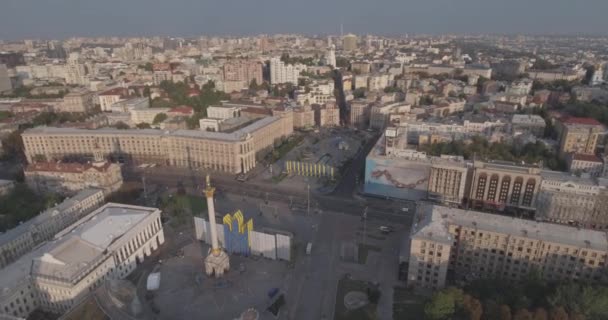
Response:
[203, 175, 230, 277]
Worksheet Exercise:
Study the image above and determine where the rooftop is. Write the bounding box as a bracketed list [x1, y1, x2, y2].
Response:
[571, 153, 603, 163]
[412, 205, 608, 252]
[562, 117, 603, 127]
[31, 203, 159, 282]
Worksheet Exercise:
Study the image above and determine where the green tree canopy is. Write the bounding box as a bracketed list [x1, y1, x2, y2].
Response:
[152, 113, 168, 124]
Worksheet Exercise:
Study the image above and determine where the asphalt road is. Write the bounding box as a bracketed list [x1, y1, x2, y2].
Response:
[124, 165, 415, 224]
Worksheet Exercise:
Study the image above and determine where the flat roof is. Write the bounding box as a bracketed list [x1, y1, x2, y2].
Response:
[23, 116, 282, 142]
[31, 203, 159, 282]
[413, 205, 608, 252]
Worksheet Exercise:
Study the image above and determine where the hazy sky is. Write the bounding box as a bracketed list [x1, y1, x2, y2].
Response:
[1, 0, 607, 40]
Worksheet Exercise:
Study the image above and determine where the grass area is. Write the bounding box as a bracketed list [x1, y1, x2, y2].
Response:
[159, 193, 207, 227]
[357, 243, 381, 264]
[393, 287, 426, 320]
[334, 277, 379, 320]
[270, 135, 304, 162]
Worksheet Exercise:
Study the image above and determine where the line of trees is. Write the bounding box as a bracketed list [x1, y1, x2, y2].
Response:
[418, 136, 565, 171]
[424, 277, 608, 320]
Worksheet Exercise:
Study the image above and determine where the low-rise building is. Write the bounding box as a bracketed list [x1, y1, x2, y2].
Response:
[536, 171, 607, 227]
[0, 203, 164, 319]
[25, 161, 123, 196]
[408, 204, 608, 290]
[511, 114, 546, 137]
[567, 153, 604, 177]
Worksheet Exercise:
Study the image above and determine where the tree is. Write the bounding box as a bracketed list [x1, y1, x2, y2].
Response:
[425, 291, 456, 320]
[513, 309, 533, 320]
[152, 113, 168, 124]
[336, 56, 350, 68]
[114, 121, 130, 129]
[532, 308, 548, 320]
[425, 287, 464, 320]
[462, 295, 483, 320]
[202, 80, 215, 90]
[548, 307, 568, 320]
[500, 305, 513, 320]
[353, 88, 366, 99]
[136, 123, 151, 129]
[0, 130, 25, 161]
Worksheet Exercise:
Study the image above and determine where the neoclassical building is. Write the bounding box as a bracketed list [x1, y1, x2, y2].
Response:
[22, 113, 293, 174]
[0, 203, 164, 319]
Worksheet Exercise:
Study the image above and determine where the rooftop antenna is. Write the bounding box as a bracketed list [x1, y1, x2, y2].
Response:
[340, 20, 344, 38]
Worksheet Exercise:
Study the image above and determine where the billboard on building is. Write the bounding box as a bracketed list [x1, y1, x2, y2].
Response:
[364, 156, 430, 200]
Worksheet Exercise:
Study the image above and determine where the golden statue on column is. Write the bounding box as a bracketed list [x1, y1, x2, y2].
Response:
[203, 174, 230, 277]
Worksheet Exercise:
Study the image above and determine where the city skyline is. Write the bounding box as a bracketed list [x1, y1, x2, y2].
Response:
[2, 0, 608, 40]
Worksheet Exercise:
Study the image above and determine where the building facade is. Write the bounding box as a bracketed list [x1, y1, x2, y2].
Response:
[536, 171, 608, 228]
[468, 161, 541, 211]
[558, 117, 605, 156]
[269, 57, 306, 85]
[25, 161, 123, 196]
[223, 59, 263, 86]
[60, 90, 94, 113]
[408, 205, 608, 290]
[22, 114, 293, 174]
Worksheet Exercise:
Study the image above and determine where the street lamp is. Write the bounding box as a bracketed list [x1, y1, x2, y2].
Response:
[362, 206, 368, 244]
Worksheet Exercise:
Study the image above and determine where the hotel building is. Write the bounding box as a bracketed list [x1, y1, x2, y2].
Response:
[408, 205, 608, 290]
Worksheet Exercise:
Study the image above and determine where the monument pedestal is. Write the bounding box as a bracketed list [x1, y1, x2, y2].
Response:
[204, 249, 230, 277]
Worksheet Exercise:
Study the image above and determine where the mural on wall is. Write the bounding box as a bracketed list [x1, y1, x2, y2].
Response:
[364, 157, 430, 200]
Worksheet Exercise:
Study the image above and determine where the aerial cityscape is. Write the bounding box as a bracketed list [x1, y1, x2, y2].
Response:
[2, 3, 608, 320]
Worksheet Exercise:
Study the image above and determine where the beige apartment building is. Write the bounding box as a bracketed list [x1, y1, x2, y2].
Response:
[22, 114, 293, 174]
[408, 205, 608, 290]
[469, 161, 542, 210]
[0, 189, 104, 269]
[293, 105, 315, 129]
[350, 101, 371, 128]
[59, 90, 94, 113]
[313, 103, 340, 127]
[25, 161, 123, 196]
[427, 160, 471, 206]
[223, 59, 263, 85]
[0, 203, 164, 319]
[558, 117, 605, 156]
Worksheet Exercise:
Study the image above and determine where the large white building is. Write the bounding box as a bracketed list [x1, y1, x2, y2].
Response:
[0, 203, 164, 319]
[270, 57, 306, 85]
[0, 189, 104, 269]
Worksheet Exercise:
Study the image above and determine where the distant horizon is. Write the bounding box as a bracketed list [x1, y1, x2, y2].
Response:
[2, 31, 608, 43]
[2, 0, 607, 41]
